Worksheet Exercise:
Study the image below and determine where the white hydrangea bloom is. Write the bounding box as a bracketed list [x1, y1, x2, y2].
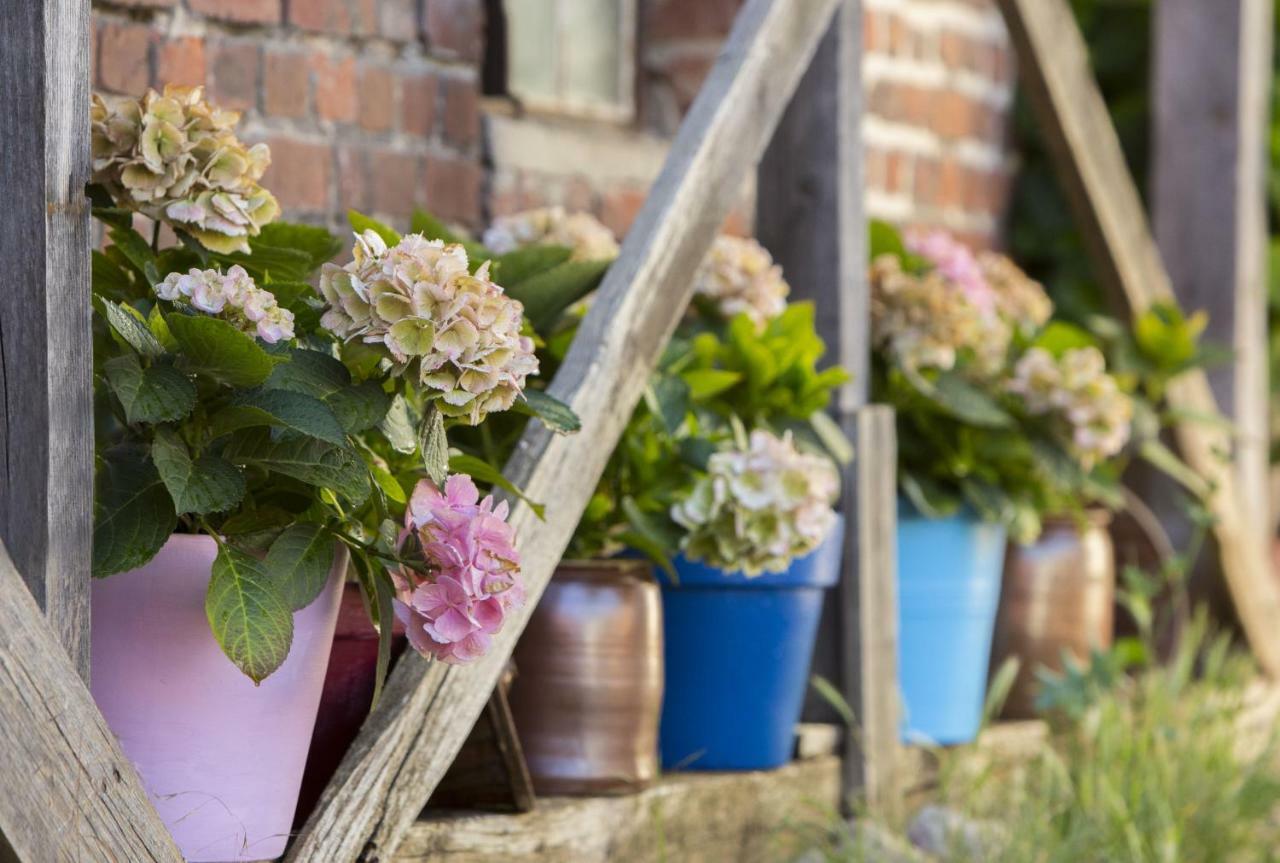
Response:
[483, 207, 620, 262]
[672, 430, 839, 577]
[319, 231, 538, 424]
[154, 265, 295, 344]
[692, 235, 790, 330]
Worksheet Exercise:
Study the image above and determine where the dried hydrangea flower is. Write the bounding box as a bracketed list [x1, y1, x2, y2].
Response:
[979, 252, 1053, 337]
[1007, 346, 1133, 470]
[154, 265, 295, 343]
[319, 230, 538, 424]
[392, 475, 523, 664]
[91, 85, 279, 254]
[483, 206, 620, 262]
[905, 230, 997, 317]
[672, 430, 839, 577]
[692, 235, 790, 329]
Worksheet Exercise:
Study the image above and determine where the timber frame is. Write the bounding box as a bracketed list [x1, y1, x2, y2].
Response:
[0, 0, 1275, 860]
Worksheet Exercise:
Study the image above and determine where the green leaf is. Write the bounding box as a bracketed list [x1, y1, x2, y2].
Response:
[370, 560, 395, 708]
[103, 354, 196, 424]
[212, 244, 315, 284]
[678, 437, 717, 471]
[514, 388, 582, 434]
[808, 409, 854, 466]
[419, 405, 450, 485]
[409, 208, 464, 244]
[379, 394, 419, 454]
[264, 523, 337, 611]
[1034, 321, 1097, 356]
[107, 224, 157, 275]
[900, 472, 961, 519]
[222, 428, 372, 505]
[167, 313, 281, 387]
[868, 219, 906, 259]
[1139, 438, 1211, 498]
[231, 389, 348, 445]
[151, 427, 247, 515]
[646, 375, 690, 435]
[680, 368, 742, 400]
[265, 349, 390, 432]
[493, 245, 573, 286]
[621, 496, 680, 577]
[92, 250, 137, 300]
[93, 447, 178, 577]
[448, 453, 546, 520]
[255, 222, 342, 269]
[371, 463, 407, 503]
[348, 209, 401, 246]
[96, 297, 166, 358]
[505, 258, 610, 330]
[927, 372, 1013, 428]
[206, 544, 294, 683]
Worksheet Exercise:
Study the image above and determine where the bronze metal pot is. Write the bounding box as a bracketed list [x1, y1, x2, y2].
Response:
[508, 558, 663, 795]
[990, 512, 1115, 718]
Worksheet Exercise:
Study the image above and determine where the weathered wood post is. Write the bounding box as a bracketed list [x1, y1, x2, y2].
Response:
[757, 0, 903, 814]
[0, 0, 94, 679]
[1151, 0, 1272, 534]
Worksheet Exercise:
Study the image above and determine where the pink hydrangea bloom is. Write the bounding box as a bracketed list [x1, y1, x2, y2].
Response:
[391, 474, 523, 664]
[905, 229, 996, 316]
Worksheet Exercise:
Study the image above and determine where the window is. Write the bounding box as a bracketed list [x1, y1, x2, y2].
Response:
[499, 0, 637, 122]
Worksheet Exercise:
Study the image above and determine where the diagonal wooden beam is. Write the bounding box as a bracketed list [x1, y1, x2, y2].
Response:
[0, 538, 180, 861]
[995, 0, 1280, 676]
[287, 0, 842, 858]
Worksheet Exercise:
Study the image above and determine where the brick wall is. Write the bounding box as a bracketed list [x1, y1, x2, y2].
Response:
[91, 0, 485, 234]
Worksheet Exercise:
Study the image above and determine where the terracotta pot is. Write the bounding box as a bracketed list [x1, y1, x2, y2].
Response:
[90, 534, 347, 862]
[295, 583, 406, 826]
[507, 559, 663, 795]
[990, 512, 1115, 719]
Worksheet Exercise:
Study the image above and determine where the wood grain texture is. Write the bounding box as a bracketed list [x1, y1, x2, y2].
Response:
[287, 0, 841, 859]
[0, 0, 93, 679]
[0, 538, 181, 861]
[399, 756, 841, 863]
[996, 0, 1280, 677]
[1152, 0, 1272, 530]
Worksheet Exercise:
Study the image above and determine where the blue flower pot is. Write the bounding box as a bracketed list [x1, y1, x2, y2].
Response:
[897, 500, 1005, 744]
[657, 518, 843, 771]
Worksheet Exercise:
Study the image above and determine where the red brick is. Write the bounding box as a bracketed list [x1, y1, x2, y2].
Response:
[209, 41, 260, 111]
[423, 154, 481, 226]
[931, 90, 977, 139]
[312, 53, 357, 123]
[600, 185, 647, 237]
[863, 10, 882, 53]
[109, 0, 173, 7]
[646, 0, 742, 41]
[423, 0, 483, 62]
[939, 32, 968, 69]
[441, 76, 478, 148]
[399, 72, 437, 138]
[155, 36, 206, 89]
[262, 136, 332, 212]
[380, 0, 419, 40]
[887, 14, 908, 55]
[913, 158, 941, 206]
[291, 0, 376, 35]
[357, 65, 396, 132]
[865, 147, 886, 191]
[189, 0, 281, 24]
[884, 151, 907, 194]
[370, 150, 423, 219]
[264, 50, 310, 119]
[938, 157, 964, 209]
[97, 21, 152, 95]
[336, 146, 371, 213]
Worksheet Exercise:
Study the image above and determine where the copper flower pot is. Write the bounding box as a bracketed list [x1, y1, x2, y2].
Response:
[990, 512, 1115, 718]
[508, 559, 663, 795]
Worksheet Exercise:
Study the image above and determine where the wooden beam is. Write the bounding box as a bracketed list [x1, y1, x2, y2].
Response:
[0, 0, 93, 678]
[0, 538, 180, 861]
[287, 0, 842, 858]
[995, 0, 1280, 676]
[1151, 0, 1272, 531]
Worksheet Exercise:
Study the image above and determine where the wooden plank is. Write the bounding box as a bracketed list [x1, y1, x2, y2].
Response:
[0, 0, 93, 679]
[0, 538, 180, 861]
[429, 671, 535, 812]
[399, 756, 841, 863]
[995, 0, 1280, 677]
[287, 1, 842, 859]
[1151, 0, 1272, 531]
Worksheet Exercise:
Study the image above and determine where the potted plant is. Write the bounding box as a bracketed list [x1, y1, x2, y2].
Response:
[88, 86, 564, 861]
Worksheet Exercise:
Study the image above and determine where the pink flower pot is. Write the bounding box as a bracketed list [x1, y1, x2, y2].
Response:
[90, 534, 346, 862]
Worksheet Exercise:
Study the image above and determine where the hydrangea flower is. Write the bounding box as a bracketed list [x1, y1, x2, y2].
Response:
[319, 230, 538, 424]
[672, 430, 839, 577]
[392, 475, 524, 664]
[91, 85, 279, 254]
[905, 230, 997, 316]
[154, 265, 295, 343]
[1007, 346, 1133, 470]
[692, 235, 790, 329]
[979, 251, 1053, 337]
[483, 207, 620, 262]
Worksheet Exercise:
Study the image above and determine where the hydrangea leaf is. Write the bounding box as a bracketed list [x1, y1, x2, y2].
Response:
[348, 209, 402, 246]
[218, 389, 348, 446]
[680, 368, 743, 401]
[104, 354, 196, 424]
[511, 388, 581, 434]
[254, 222, 342, 270]
[166, 313, 281, 387]
[96, 297, 166, 358]
[448, 453, 546, 520]
[151, 427, 247, 515]
[505, 258, 610, 330]
[492, 245, 572, 287]
[925, 371, 1014, 429]
[92, 446, 178, 578]
[206, 544, 294, 683]
[265, 349, 390, 433]
[264, 523, 336, 611]
[221, 427, 371, 505]
[380, 394, 419, 454]
[418, 405, 449, 486]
